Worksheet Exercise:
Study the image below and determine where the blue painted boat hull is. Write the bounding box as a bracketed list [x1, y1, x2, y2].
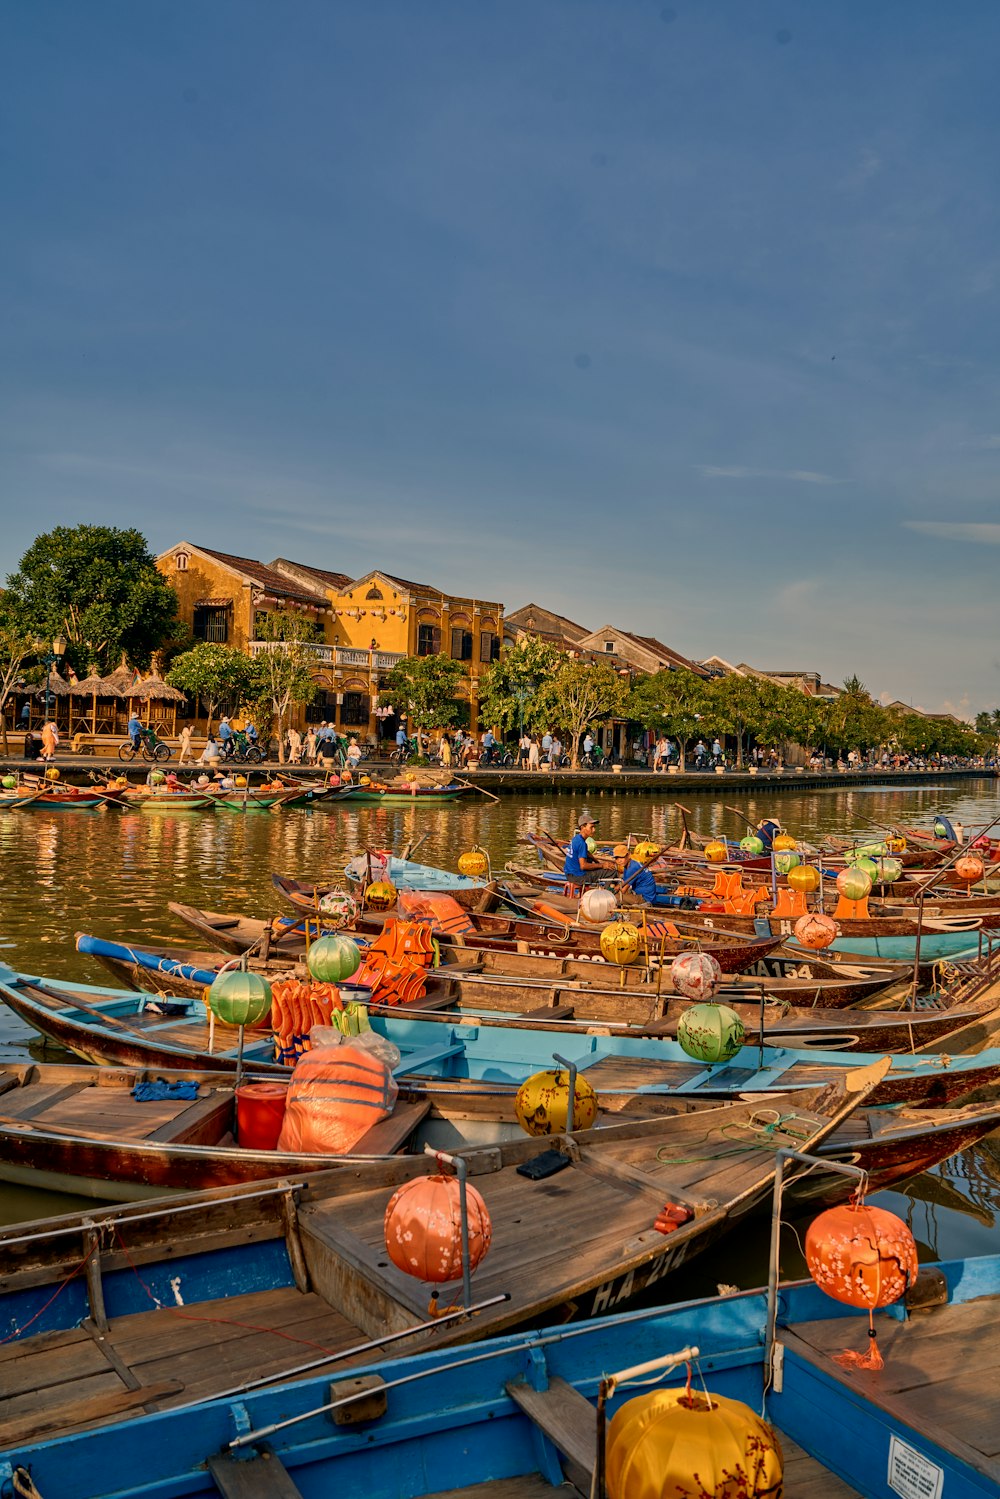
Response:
[3, 1254, 997, 1497]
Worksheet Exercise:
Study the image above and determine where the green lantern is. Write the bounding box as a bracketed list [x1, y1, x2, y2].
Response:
[854, 856, 879, 884]
[306, 934, 362, 984]
[676, 1002, 746, 1064]
[872, 856, 902, 885]
[836, 866, 872, 902]
[149, 769, 166, 785]
[1, 776, 15, 790]
[774, 851, 800, 875]
[739, 835, 764, 856]
[856, 841, 887, 859]
[208, 969, 272, 1027]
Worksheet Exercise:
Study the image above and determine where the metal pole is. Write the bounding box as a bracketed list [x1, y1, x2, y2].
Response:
[765, 1149, 867, 1384]
[552, 1051, 577, 1135]
[425, 1146, 473, 1308]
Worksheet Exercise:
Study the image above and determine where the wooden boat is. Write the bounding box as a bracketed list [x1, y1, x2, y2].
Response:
[171, 897, 917, 1007]
[77, 932, 999, 1055]
[4, 1242, 996, 1498]
[5, 966, 1000, 1106]
[0, 783, 108, 810]
[2, 1055, 995, 1206]
[0, 1062, 887, 1455]
[337, 779, 472, 803]
[273, 874, 789, 970]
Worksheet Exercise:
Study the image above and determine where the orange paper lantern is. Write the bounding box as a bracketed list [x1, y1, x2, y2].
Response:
[384, 1174, 492, 1283]
[794, 912, 838, 950]
[805, 1202, 917, 1310]
[954, 855, 985, 885]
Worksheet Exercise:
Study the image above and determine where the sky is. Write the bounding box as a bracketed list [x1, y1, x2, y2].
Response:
[3, 2, 1000, 717]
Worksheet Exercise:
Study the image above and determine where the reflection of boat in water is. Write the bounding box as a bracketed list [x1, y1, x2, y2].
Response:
[901, 1163, 996, 1229]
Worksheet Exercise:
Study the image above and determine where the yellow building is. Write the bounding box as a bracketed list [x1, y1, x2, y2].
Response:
[158, 543, 502, 735]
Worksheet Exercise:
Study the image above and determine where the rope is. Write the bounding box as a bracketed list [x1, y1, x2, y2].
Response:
[12, 1470, 45, 1499]
[654, 1110, 816, 1165]
[0, 1240, 100, 1346]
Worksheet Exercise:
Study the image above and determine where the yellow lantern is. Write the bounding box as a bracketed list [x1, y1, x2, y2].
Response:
[632, 841, 661, 862]
[514, 1069, 598, 1135]
[365, 880, 398, 912]
[704, 840, 728, 864]
[457, 848, 489, 879]
[606, 1387, 783, 1499]
[772, 833, 798, 852]
[787, 863, 821, 894]
[600, 921, 641, 966]
[234, 775, 248, 788]
[45, 767, 60, 782]
[885, 835, 906, 854]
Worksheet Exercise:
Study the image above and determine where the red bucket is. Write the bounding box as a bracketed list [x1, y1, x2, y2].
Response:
[236, 1082, 289, 1151]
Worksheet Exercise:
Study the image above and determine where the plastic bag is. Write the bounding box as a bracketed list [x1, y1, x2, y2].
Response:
[308, 1025, 401, 1070]
[276, 1044, 399, 1155]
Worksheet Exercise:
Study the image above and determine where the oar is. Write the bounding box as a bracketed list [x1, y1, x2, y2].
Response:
[453, 774, 500, 804]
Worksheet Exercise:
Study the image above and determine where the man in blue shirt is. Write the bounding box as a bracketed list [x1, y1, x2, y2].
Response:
[127, 713, 142, 750]
[614, 844, 697, 908]
[563, 813, 610, 886]
[218, 718, 234, 757]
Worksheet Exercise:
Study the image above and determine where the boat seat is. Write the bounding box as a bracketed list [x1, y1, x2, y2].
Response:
[347, 1098, 432, 1155]
[208, 1450, 305, 1498]
[391, 1040, 467, 1078]
[506, 1376, 597, 1491]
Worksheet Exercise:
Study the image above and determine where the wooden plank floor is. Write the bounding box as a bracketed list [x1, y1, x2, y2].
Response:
[790, 1299, 1000, 1464]
[778, 1432, 862, 1497]
[0, 1286, 369, 1441]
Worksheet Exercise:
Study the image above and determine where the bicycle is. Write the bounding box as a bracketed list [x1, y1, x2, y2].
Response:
[223, 731, 265, 765]
[390, 742, 413, 766]
[118, 729, 171, 763]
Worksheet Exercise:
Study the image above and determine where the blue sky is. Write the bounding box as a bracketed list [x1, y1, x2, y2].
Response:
[4, 1, 1000, 716]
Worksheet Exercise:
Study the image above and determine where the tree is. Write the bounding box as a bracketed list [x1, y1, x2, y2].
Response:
[704, 674, 763, 767]
[166, 644, 258, 732]
[626, 669, 710, 771]
[539, 659, 628, 769]
[478, 638, 562, 738]
[379, 655, 467, 736]
[5, 526, 179, 675]
[247, 611, 319, 763]
[0, 600, 36, 753]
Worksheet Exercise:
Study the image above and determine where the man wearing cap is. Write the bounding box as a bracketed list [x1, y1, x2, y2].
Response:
[564, 813, 610, 886]
[614, 845, 697, 908]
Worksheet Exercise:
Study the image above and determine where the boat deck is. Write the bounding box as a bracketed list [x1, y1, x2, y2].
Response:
[0, 1285, 367, 1445]
[785, 1294, 1000, 1488]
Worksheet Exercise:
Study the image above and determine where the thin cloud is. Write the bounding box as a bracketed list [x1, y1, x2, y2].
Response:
[904, 521, 1000, 544]
[696, 465, 841, 485]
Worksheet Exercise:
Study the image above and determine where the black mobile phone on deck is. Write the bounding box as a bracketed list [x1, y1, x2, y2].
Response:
[516, 1150, 571, 1181]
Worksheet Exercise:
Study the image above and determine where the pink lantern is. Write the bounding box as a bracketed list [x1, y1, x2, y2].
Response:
[794, 912, 838, 950]
[669, 950, 722, 1001]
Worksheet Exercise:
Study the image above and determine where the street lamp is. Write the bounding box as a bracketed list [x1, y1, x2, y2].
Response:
[39, 635, 68, 728]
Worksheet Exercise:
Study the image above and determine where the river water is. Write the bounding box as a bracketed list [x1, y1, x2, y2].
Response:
[2, 777, 1000, 1290]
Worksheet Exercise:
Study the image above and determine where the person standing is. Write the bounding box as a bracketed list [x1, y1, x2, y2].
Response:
[550, 735, 563, 768]
[527, 735, 540, 771]
[438, 732, 452, 768]
[517, 731, 531, 769]
[287, 726, 302, 764]
[41, 720, 58, 762]
[178, 725, 193, 764]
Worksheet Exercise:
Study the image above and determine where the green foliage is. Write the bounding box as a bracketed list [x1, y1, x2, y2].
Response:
[540, 659, 629, 768]
[6, 526, 178, 674]
[0, 598, 37, 751]
[626, 669, 710, 769]
[478, 637, 561, 735]
[379, 654, 467, 728]
[247, 611, 319, 762]
[166, 644, 258, 729]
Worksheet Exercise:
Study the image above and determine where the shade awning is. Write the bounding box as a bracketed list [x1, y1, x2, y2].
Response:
[194, 597, 234, 609]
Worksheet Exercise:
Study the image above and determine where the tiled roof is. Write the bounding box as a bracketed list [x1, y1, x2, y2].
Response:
[197, 547, 327, 607]
[619, 632, 705, 674]
[507, 603, 590, 641]
[270, 558, 354, 592]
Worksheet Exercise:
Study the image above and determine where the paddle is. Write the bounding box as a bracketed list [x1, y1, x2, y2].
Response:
[453, 775, 500, 804]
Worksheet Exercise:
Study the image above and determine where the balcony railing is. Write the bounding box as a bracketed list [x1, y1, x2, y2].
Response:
[248, 642, 406, 671]
[249, 640, 335, 664]
[335, 649, 406, 670]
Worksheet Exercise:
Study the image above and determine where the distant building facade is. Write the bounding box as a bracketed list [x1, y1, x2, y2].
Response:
[158, 543, 501, 735]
